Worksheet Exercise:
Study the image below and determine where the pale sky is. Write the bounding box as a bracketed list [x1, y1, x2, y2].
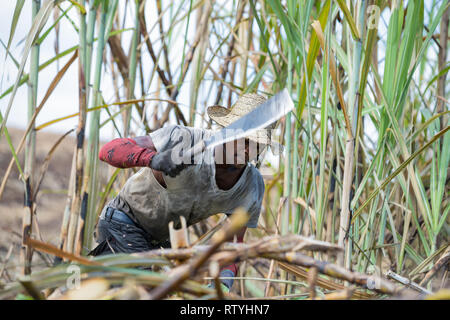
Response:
[1, 1, 81, 134]
[0, 0, 199, 140]
[0, 1, 443, 150]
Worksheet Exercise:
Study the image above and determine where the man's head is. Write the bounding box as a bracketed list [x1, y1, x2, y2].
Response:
[207, 93, 274, 167]
[214, 138, 267, 168]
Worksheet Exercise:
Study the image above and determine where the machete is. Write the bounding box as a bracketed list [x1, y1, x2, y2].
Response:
[183, 88, 294, 161]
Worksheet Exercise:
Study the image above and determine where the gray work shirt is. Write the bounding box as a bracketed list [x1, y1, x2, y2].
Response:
[105, 125, 265, 242]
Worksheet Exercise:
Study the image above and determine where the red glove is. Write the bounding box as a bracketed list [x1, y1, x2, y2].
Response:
[99, 138, 156, 168]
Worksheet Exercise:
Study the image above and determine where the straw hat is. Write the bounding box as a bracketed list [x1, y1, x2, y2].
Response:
[207, 93, 275, 146]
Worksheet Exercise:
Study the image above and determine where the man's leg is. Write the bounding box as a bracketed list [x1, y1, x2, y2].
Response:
[89, 218, 152, 256]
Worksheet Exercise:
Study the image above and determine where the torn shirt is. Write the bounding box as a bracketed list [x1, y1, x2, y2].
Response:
[104, 125, 265, 241]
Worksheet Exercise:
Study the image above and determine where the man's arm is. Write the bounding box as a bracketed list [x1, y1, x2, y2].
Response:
[99, 136, 157, 168]
[99, 134, 187, 177]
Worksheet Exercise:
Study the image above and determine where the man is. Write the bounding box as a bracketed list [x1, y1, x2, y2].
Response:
[90, 93, 273, 292]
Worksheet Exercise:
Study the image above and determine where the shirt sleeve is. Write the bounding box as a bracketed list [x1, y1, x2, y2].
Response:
[224, 169, 264, 228]
[246, 171, 265, 228]
[246, 201, 262, 228]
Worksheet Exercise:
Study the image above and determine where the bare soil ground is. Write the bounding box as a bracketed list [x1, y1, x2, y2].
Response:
[0, 127, 103, 278]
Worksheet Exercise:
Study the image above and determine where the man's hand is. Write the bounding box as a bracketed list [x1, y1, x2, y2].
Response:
[220, 283, 230, 293]
[207, 281, 230, 293]
[220, 282, 230, 293]
[150, 148, 186, 177]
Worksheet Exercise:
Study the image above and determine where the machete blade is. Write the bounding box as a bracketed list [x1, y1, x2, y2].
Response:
[204, 88, 294, 149]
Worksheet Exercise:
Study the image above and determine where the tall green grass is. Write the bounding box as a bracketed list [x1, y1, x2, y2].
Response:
[0, 0, 448, 297]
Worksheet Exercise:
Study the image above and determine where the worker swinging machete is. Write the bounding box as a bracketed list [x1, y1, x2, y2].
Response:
[91, 89, 294, 292]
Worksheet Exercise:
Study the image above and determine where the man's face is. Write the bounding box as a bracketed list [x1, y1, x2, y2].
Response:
[214, 138, 265, 167]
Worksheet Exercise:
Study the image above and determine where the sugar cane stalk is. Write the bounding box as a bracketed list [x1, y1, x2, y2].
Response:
[21, 0, 41, 275]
